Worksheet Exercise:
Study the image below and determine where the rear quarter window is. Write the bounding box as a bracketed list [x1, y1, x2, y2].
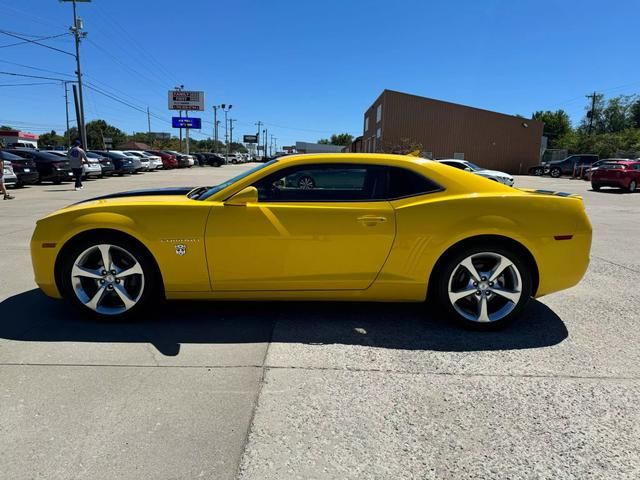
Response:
[385, 167, 442, 199]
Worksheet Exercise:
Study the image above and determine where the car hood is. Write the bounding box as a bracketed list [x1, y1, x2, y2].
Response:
[72, 187, 195, 205]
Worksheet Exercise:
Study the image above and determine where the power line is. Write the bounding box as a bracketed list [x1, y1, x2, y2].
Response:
[0, 60, 75, 78]
[0, 32, 70, 49]
[0, 30, 74, 56]
[0, 82, 60, 87]
[0, 70, 68, 82]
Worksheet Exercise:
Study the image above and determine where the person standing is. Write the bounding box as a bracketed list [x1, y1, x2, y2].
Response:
[67, 139, 88, 191]
[1, 154, 15, 200]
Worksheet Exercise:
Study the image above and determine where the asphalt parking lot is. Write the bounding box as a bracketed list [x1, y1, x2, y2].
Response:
[1, 166, 638, 479]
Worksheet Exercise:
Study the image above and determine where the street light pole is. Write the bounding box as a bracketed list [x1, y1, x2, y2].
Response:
[63, 81, 71, 148]
[62, 0, 90, 148]
[212, 105, 218, 152]
[219, 104, 232, 163]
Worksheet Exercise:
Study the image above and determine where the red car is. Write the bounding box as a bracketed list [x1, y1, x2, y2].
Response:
[591, 160, 640, 192]
[145, 150, 177, 169]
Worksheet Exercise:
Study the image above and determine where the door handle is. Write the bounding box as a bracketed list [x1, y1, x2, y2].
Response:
[357, 215, 388, 226]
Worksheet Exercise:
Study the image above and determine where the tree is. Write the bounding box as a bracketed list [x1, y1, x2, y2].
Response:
[0, 125, 15, 131]
[84, 119, 126, 149]
[631, 99, 640, 129]
[317, 133, 353, 146]
[532, 110, 571, 148]
[38, 130, 64, 148]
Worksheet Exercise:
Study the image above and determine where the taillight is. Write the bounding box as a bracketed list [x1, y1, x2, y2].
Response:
[52, 162, 66, 168]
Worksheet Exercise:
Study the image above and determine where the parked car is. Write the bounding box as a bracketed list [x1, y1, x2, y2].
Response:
[131, 151, 163, 169]
[145, 150, 177, 169]
[2, 158, 17, 187]
[581, 159, 609, 180]
[162, 150, 192, 168]
[89, 150, 136, 175]
[542, 154, 599, 178]
[122, 151, 151, 171]
[198, 152, 225, 167]
[86, 151, 114, 176]
[43, 150, 102, 179]
[30, 153, 592, 328]
[5, 149, 73, 183]
[437, 159, 514, 186]
[591, 160, 640, 192]
[0, 150, 38, 186]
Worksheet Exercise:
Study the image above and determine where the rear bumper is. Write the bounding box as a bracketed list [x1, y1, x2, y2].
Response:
[592, 178, 627, 188]
[16, 171, 39, 184]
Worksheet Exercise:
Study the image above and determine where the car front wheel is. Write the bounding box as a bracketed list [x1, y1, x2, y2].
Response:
[628, 180, 637, 193]
[433, 245, 532, 329]
[59, 234, 161, 318]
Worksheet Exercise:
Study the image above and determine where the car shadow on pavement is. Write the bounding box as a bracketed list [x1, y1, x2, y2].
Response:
[0, 289, 568, 356]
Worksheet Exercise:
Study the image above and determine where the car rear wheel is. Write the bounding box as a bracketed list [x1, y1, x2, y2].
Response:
[628, 180, 637, 193]
[592, 183, 600, 191]
[433, 245, 532, 329]
[550, 168, 561, 178]
[530, 167, 543, 176]
[59, 234, 161, 318]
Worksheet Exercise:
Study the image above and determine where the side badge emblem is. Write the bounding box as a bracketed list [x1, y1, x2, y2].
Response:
[175, 244, 187, 256]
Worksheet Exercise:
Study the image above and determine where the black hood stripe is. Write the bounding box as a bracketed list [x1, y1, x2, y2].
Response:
[73, 187, 195, 205]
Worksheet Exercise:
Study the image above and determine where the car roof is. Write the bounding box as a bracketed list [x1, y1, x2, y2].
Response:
[601, 159, 638, 164]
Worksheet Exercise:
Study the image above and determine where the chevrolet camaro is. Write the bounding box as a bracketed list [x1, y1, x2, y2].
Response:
[30, 154, 592, 328]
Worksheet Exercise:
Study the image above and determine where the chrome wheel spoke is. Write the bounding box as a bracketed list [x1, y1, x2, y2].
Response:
[71, 265, 103, 279]
[113, 283, 136, 310]
[449, 287, 477, 303]
[459, 256, 481, 282]
[98, 244, 113, 271]
[117, 262, 143, 278]
[491, 287, 521, 304]
[85, 285, 107, 310]
[477, 295, 490, 322]
[488, 256, 513, 282]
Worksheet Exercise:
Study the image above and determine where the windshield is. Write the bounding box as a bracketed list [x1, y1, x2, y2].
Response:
[197, 160, 278, 200]
[464, 161, 483, 171]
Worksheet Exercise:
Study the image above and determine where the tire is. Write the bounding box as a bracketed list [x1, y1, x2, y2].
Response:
[592, 183, 600, 191]
[550, 168, 561, 178]
[58, 232, 162, 319]
[297, 175, 316, 190]
[431, 243, 533, 330]
[530, 167, 543, 176]
[627, 180, 637, 193]
[53, 178, 62, 185]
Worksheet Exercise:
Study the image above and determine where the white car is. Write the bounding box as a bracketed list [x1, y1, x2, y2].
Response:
[437, 159, 514, 186]
[44, 150, 102, 178]
[124, 151, 160, 170]
[2, 161, 17, 187]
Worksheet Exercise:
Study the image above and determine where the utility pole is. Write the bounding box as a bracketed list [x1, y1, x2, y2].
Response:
[229, 119, 236, 148]
[586, 91, 598, 135]
[263, 128, 268, 158]
[62, 0, 90, 148]
[255, 121, 262, 159]
[273, 136, 277, 154]
[220, 104, 232, 163]
[212, 105, 218, 152]
[63, 81, 71, 148]
[147, 106, 152, 147]
[215, 121, 220, 152]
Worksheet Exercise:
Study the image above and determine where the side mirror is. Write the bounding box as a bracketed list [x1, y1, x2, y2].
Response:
[225, 186, 258, 206]
[464, 167, 472, 172]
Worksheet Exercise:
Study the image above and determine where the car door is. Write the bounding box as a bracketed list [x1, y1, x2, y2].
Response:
[205, 163, 396, 291]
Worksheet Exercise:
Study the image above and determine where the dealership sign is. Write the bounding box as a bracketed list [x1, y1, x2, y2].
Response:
[172, 117, 202, 129]
[168, 90, 205, 111]
[243, 134, 258, 143]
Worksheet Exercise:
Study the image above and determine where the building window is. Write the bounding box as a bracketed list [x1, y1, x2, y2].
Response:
[364, 116, 369, 132]
[453, 152, 465, 160]
[376, 104, 382, 123]
[376, 127, 381, 139]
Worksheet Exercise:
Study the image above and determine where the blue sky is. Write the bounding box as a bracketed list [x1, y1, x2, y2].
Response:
[0, 0, 638, 148]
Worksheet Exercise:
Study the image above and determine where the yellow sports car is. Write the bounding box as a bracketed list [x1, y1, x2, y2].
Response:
[31, 154, 592, 328]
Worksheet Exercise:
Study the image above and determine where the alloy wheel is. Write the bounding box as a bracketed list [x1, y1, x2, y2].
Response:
[297, 176, 315, 190]
[71, 244, 145, 315]
[447, 252, 522, 323]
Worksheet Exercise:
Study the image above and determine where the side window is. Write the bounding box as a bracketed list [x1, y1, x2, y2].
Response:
[255, 164, 381, 202]
[384, 167, 442, 199]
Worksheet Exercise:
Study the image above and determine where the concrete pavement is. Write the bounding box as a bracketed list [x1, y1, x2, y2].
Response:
[1, 167, 638, 479]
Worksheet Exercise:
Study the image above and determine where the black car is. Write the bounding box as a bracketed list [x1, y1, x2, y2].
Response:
[199, 152, 225, 167]
[86, 151, 115, 176]
[543, 154, 599, 178]
[5, 149, 73, 183]
[0, 150, 39, 186]
[89, 150, 135, 175]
